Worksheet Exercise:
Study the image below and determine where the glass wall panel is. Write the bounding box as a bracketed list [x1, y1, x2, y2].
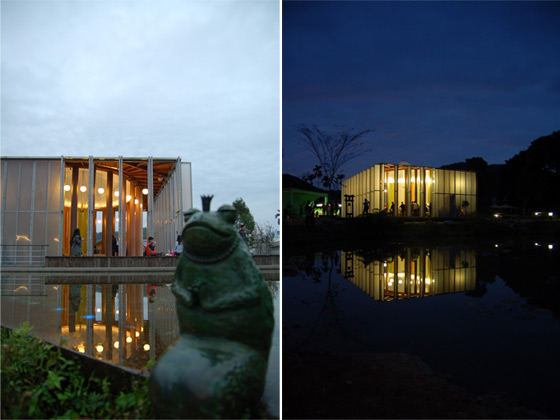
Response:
[34, 161, 49, 211]
[47, 160, 61, 211]
[18, 161, 34, 211]
[3, 213, 17, 245]
[16, 213, 31, 244]
[47, 213, 61, 257]
[32, 213, 47, 245]
[5, 160, 20, 211]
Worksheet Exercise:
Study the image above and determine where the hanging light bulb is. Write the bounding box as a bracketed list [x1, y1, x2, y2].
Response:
[115, 191, 119, 197]
[80, 186, 87, 192]
[135, 199, 139, 204]
[98, 187, 105, 194]
[142, 188, 149, 195]
[64, 185, 71, 191]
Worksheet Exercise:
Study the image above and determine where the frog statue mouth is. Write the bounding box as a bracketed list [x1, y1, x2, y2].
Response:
[182, 221, 239, 264]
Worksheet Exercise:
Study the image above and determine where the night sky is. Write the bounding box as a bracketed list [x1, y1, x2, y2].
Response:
[283, 1, 560, 180]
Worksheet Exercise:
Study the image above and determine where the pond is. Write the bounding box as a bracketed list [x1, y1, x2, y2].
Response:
[0, 273, 279, 417]
[283, 240, 560, 418]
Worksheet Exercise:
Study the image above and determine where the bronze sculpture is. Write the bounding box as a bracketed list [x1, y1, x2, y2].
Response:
[149, 196, 274, 418]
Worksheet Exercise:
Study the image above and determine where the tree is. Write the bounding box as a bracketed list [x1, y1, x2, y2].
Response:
[502, 131, 560, 214]
[232, 197, 256, 233]
[296, 124, 375, 193]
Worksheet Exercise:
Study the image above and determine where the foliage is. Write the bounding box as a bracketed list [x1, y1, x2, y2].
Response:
[1, 323, 154, 419]
[252, 222, 277, 255]
[232, 197, 256, 234]
[295, 124, 375, 192]
[502, 131, 560, 214]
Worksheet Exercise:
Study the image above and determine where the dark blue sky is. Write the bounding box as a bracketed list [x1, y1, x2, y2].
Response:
[283, 1, 560, 179]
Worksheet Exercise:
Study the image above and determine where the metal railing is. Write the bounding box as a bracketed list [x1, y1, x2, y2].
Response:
[0, 245, 48, 267]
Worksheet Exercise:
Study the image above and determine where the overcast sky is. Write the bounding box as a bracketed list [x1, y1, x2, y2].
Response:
[283, 1, 560, 179]
[1, 0, 280, 227]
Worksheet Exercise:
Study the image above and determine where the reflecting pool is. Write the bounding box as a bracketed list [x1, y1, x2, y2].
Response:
[1, 273, 279, 417]
[283, 242, 560, 418]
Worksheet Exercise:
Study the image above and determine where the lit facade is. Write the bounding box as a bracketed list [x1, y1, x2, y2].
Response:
[341, 163, 477, 217]
[0, 156, 192, 262]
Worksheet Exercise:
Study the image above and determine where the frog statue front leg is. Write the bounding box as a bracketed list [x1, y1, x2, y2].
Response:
[148, 198, 274, 419]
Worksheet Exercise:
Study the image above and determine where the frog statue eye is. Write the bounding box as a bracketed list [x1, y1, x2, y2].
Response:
[183, 208, 201, 223]
[217, 205, 238, 225]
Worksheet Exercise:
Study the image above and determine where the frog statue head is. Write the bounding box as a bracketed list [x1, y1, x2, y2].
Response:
[181, 195, 242, 264]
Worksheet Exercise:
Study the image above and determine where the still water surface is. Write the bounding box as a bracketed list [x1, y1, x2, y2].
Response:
[284, 241, 560, 418]
[1, 273, 279, 416]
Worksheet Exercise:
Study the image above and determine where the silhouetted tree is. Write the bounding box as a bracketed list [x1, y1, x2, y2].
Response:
[502, 131, 560, 214]
[296, 124, 375, 193]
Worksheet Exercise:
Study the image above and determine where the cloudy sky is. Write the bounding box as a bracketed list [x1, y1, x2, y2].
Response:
[1, 0, 280, 227]
[283, 1, 560, 179]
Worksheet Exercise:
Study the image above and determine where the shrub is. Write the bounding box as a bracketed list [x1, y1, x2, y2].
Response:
[1, 322, 153, 419]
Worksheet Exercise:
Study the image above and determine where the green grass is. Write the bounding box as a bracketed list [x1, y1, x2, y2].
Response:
[1, 322, 154, 419]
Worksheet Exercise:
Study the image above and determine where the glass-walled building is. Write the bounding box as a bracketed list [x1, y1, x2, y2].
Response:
[1, 156, 192, 262]
[341, 163, 476, 217]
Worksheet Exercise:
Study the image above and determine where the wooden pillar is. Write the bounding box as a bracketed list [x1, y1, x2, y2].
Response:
[105, 172, 113, 256]
[70, 166, 79, 234]
[393, 164, 399, 216]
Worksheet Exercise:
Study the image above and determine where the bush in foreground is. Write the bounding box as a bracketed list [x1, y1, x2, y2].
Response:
[1, 322, 153, 419]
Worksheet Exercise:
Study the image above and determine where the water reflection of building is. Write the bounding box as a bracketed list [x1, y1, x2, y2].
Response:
[342, 248, 476, 301]
[1, 276, 178, 371]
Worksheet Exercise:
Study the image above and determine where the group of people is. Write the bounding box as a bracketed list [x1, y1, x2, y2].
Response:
[69, 222, 248, 257]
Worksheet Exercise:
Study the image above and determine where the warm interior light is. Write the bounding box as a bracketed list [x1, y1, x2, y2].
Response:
[126, 195, 132, 202]
[144, 344, 150, 351]
[115, 191, 119, 197]
[64, 184, 71, 191]
[126, 337, 132, 343]
[98, 187, 105, 194]
[114, 341, 119, 349]
[96, 345, 104, 353]
[80, 186, 87, 192]
[135, 199, 139, 204]
[77, 344, 85, 353]
[135, 331, 140, 338]
[142, 188, 149, 195]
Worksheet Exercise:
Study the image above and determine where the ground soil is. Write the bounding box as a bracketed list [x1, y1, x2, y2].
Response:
[283, 352, 547, 419]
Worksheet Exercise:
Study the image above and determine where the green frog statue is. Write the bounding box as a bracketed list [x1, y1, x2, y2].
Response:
[148, 196, 274, 419]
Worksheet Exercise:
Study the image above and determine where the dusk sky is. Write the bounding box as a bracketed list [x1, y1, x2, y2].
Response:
[1, 0, 279, 227]
[283, 1, 560, 180]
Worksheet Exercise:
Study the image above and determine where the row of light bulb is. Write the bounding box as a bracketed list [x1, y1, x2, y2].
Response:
[64, 185, 150, 196]
[78, 342, 151, 354]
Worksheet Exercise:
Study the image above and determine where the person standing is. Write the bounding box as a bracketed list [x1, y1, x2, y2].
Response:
[363, 198, 370, 215]
[70, 228, 83, 256]
[238, 224, 247, 244]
